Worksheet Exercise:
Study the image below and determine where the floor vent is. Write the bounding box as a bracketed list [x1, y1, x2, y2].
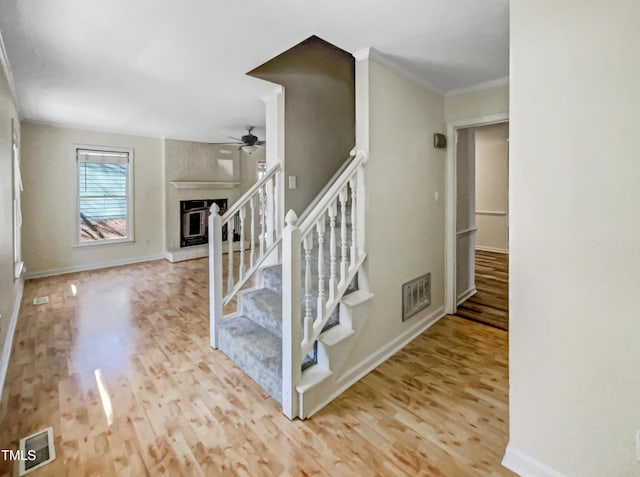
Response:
[32, 296, 49, 305]
[402, 273, 431, 321]
[18, 427, 55, 475]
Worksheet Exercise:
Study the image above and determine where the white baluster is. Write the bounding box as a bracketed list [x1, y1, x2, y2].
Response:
[328, 201, 337, 302]
[273, 172, 280, 237]
[249, 196, 255, 269]
[227, 216, 234, 294]
[259, 185, 266, 258]
[316, 217, 326, 324]
[303, 233, 314, 344]
[339, 188, 348, 285]
[239, 205, 246, 281]
[349, 177, 358, 269]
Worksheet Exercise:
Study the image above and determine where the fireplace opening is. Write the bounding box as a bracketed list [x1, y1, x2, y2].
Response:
[180, 199, 239, 248]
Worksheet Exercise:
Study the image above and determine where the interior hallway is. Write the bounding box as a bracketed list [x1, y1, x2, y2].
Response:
[456, 250, 509, 330]
[0, 259, 513, 476]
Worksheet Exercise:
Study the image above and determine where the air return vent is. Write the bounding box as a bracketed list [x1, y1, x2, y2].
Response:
[18, 427, 55, 475]
[402, 273, 431, 321]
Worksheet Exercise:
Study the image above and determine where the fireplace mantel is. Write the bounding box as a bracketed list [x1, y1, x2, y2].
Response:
[170, 181, 240, 190]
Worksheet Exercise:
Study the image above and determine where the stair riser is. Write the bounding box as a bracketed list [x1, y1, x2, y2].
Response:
[242, 295, 282, 338]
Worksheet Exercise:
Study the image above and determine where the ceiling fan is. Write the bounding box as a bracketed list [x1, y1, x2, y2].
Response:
[215, 126, 265, 154]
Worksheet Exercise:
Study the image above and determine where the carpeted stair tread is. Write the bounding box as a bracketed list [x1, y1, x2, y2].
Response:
[241, 288, 282, 338]
[218, 315, 282, 403]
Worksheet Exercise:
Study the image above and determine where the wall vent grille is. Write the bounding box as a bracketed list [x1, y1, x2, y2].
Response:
[402, 273, 431, 321]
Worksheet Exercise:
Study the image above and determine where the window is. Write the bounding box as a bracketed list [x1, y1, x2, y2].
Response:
[76, 147, 134, 246]
[12, 119, 23, 279]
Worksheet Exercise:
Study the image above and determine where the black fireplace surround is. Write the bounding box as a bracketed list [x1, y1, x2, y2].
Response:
[179, 199, 231, 248]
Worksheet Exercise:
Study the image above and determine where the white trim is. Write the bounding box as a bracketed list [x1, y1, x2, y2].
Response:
[445, 113, 509, 315]
[502, 444, 567, 477]
[446, 76, 510, 96]
[261, 85, 284, 102]
[23, 254, 164, 279]
[305, 306, 446, 418]
[0, 278, 24, 398]
[0, 29, 21, 117]
[476, 245, 509, 254]
[353, 47, 370, 61]
[457, 286, 477, 305]
[476, 210, 507, 216]
[367, 48, 445, 95]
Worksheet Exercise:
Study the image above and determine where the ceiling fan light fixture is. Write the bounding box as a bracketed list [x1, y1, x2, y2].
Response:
[241, 145, 258, 154]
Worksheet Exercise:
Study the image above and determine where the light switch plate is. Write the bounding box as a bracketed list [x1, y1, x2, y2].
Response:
[288, 176, 297, 189]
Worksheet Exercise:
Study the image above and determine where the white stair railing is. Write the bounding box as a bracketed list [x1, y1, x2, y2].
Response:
[209, 161, 283, 348]
[281, 150, 368, 419]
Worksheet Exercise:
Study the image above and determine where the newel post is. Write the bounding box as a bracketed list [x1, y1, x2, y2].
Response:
[282, 209, 302, 419]
[209, 203, 223, 349]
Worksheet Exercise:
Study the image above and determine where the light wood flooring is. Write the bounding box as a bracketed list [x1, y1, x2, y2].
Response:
[456, 250, 509, 330]
[0, 258, 513, 476]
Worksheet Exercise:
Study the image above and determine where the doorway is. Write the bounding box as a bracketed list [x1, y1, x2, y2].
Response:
[445, 115, 509, 330]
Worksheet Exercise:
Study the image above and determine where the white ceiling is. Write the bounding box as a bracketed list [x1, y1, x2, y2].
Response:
[0, 0, 508, 143]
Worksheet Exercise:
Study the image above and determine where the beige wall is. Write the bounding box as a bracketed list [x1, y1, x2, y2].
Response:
[445, 84, 509, 122]
[249, 36, 355, 215]
[21, 123, 164, 275]
[0, 63, 22, 389]
[475, 122, 508, 251]
[346, 59, 445, 367]
[508, 1, 640, 476]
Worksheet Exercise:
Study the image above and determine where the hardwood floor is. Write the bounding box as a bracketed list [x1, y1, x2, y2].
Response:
[0, 258, 513, 476]
[456, 250, 509, 331]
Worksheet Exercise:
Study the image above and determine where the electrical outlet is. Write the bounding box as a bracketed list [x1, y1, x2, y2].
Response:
[288, 176, 297, 189]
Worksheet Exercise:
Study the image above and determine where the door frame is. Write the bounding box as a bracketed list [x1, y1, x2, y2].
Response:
[445, 113, 509, 314]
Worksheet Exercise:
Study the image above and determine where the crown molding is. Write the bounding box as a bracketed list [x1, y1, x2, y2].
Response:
[0, 28, 21, 117]
[445, 76, 509, 96]
[366, 48, 445, 96]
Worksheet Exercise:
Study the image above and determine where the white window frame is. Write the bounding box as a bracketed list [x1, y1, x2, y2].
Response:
[74, 145, 135, 247]
[12, 119, 23, 280]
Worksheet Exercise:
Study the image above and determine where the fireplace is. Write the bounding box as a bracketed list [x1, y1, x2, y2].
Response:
[180, 199, 230, 248]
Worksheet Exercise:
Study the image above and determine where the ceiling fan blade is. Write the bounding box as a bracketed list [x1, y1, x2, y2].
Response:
[256, 140, 266, 146]
[228, 136, 243, 142]
[209, 141, 243, 146]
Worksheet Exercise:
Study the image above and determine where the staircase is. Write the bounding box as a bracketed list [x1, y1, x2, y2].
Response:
[209, 150, 371, 418]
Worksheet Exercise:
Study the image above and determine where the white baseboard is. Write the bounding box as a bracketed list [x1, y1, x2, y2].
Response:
[476, 245, 509, 254]
[0, 278, 24, 398]
[502, 444, 567, 477]
[457, 286, 477, 305]
[24, 254, 165, 279]
[305, 305, 446, 418]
